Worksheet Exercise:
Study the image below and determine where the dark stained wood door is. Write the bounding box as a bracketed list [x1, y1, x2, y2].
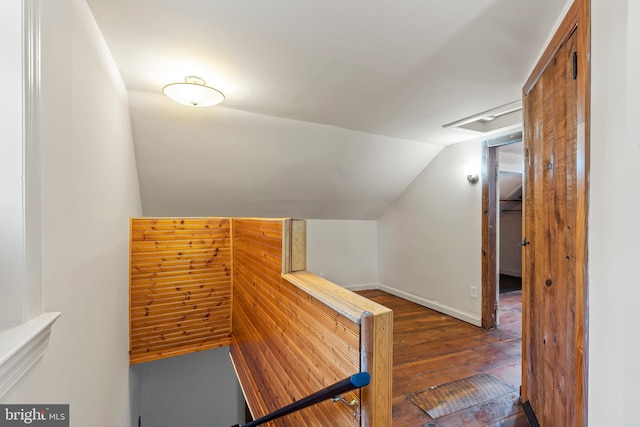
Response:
[521, 28, 584, 426]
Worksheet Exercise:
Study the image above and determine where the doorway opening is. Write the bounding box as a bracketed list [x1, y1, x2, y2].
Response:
[497, 142, 524, 297]
[481, 131, 523, 330]
[495, 140, 524, 347]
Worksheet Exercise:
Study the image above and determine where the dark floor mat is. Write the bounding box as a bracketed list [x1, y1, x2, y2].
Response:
[407, 373, 517, 419]
[500, 274, 522, 293]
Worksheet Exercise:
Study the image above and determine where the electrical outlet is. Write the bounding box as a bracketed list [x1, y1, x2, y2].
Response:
[319, 273, 325, 278]
[470, 286, 477, 298]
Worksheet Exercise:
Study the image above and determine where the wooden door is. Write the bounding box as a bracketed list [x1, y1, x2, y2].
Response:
[521, 27, 585, 425]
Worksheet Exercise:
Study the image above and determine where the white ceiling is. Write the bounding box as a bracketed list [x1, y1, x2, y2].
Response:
[84, 0, 566, 218]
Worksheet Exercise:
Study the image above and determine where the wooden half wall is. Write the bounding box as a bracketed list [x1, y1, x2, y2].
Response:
[129, 217, 392, 426]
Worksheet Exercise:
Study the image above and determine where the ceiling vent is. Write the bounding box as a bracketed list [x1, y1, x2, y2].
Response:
[443, 100, 522, 135]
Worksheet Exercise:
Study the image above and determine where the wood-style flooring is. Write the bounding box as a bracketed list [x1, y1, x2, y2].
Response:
[356, 289, 525, 427]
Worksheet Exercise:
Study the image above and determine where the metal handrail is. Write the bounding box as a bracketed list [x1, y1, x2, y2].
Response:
[231, 372, 370, 427]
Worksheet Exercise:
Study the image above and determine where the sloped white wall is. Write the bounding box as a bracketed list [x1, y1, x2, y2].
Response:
[129, 91, 443, 219]
[590, 0, 640, 425]
[1, 1, 142, 426]
[306, 220, 378, 287]
[377, 139, 483, 325]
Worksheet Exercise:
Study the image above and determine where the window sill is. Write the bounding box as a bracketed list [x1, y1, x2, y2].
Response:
[0, 312, 61, 398]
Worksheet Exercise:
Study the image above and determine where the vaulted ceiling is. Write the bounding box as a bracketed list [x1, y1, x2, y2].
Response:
[86, 0, 566, 219]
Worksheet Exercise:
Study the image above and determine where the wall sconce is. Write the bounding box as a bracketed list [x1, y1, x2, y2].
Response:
[162, 76, 225, 107]
[465, 165, 480, 184]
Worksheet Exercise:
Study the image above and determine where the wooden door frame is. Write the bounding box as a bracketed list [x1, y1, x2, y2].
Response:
[481, 132, 523, 330]
[481, 0, 590, 423]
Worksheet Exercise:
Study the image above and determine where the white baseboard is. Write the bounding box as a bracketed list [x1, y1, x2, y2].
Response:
[343, 283, 380, 291]
[500, 269, 522, 278]
[344, 283, 482, 327]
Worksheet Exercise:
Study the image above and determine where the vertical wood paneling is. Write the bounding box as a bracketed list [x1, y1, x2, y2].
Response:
[360, 311, 393, 426]
[290, 219, 307, 272]
[574, 2, 591, 424]
[522, 9, 588, 423]
[481, 143, 498, 329]
[129, 218, 232, 364]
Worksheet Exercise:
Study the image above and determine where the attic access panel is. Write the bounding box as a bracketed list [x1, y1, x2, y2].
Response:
[443, 100, 522, 135]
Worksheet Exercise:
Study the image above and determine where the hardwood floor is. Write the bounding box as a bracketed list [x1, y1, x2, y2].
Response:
[356, 290, 526, 427]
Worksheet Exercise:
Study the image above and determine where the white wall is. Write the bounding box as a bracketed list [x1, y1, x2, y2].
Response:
[377, 139, 483, 325]
[1, 2, 143, 427]
[498, 212, 522, 278]
[590, 0, 640, 425]
[133, 348, 244, 427]
[499, 151, 524, 174]
[306, 220, 378, 287]
[498, 171, 523, 278]
[0, 0, 27, 323]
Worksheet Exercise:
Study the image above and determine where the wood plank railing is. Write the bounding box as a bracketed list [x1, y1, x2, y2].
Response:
[231, 218, 392, 426]
[278, 272, 392, 426]
[129, 217, 392, 426]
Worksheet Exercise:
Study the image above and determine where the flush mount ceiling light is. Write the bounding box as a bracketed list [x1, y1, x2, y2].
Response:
[162, 76, 225, 107]
[443, 100, 522, 134]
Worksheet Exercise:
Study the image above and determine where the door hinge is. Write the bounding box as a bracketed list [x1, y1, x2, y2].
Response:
[572, 51, 578, 80]
[494, 300, 499, 311]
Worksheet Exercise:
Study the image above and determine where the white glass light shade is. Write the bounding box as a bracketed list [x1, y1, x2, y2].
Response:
[162, 76, 224, 107]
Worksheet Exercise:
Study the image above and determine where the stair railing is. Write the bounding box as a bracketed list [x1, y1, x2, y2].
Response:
[230, 372, 371, 427]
